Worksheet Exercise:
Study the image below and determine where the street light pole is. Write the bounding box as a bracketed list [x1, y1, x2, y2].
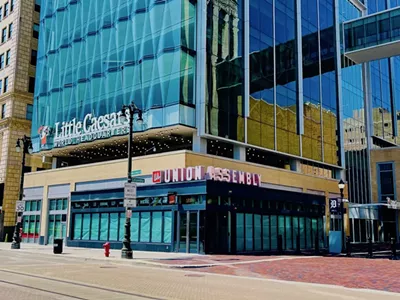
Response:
[11, 136, 33, 249]
[121, 102, 143, 259]
[338, 179, 345, 252]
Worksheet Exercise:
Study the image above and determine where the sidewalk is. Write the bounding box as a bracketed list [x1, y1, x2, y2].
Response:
[0, 242, 201, 267]
[0, 242, 313, 268]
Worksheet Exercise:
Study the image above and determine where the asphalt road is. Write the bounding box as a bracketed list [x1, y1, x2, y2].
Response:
[0, 249, 399, 300]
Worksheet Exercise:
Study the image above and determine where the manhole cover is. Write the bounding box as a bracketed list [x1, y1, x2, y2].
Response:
[185, 274, 205, 278]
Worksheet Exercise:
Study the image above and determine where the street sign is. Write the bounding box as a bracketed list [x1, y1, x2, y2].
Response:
[132, 177, 145, 183]
[329, 198, 340, 214]
[124, 199, 137, 208]
[126, 209, 132, 218]
[15, 201, 25, 212]
[124, 182, 137, 200]
[130, 170, 142, 176]
[387, 199, 399, 209]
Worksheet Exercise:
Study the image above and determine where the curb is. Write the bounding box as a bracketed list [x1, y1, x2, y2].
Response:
[0, 247, 207, 269]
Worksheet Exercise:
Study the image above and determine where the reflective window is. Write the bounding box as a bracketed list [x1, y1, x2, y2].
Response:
[206, 0, 245, 142]
[33, 0, 196, 149]
[378, 163, 395, 201]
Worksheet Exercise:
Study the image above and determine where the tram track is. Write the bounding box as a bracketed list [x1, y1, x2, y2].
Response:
[0, 269, 164, 300]
[0, 279, 87, 299]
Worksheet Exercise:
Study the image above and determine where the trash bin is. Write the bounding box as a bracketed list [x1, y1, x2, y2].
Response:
[53, 239, 63, 254]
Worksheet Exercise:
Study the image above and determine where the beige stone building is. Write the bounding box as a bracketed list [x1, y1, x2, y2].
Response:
[0, 0, 49, 241]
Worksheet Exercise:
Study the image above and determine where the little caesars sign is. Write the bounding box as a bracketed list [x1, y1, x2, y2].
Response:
[52, 111, 129, 147]
[152, 166, 262, 187]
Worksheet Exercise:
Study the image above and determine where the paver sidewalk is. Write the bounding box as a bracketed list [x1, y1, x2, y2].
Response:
[0, 242, 200, 265]
[1, 242, 400, 294]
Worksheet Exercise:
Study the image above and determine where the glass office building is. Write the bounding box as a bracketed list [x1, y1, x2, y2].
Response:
[33, 0, 196, 151]
[29, 0, 400, 251]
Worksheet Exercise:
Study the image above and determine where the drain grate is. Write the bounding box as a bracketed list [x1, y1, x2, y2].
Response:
[99, 266, 117, 269]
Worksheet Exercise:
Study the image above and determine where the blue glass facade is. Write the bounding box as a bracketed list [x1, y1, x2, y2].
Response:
[31, 0, 400, 197]
[32, 0, 196, 151]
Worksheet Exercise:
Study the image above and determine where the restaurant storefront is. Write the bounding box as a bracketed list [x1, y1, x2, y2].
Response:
[22, 151, 344, 254]
[67, 167, 326, 254]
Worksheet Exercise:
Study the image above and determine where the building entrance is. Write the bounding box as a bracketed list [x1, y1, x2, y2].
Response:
[175, 211, 201, 253]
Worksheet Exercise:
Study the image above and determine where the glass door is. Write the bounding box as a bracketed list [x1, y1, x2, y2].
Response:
[178, 212, 188, 252]
[176, 211, 200, 253]
[189, 212, 198, 253]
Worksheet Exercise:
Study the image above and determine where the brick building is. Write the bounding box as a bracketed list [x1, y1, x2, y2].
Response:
[0, 0, 49, 241]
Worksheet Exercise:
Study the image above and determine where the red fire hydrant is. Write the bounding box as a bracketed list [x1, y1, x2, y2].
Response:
[103, 242, 110, 257]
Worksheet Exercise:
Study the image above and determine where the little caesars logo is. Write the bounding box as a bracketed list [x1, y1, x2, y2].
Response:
[53, 111, 130, 147]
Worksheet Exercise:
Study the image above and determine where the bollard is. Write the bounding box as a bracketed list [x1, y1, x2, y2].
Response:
[314, 233, 320, 255]
[296, 235, 301, 254]
[4, 233, 8, 242]
[367, 237, 373, 258]
[390, 237, 397, 260]
[346, 236, 352, 257]
[278, 235, 283, 254]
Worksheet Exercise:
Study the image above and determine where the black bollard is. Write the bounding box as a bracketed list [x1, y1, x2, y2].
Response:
[278, 234, 283, 254]
[391, 237, 397, 260]
[296, 235, 301, 254]
[346, 236, 352, 257]
[315, 233, 320, 255]
[367, 236, 373, 258]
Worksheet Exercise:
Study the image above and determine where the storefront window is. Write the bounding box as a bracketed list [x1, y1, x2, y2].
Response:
[131, 212, 139, 242]
[278, 216, 285, 249]
[31, 201, 37, 211]
[236, 213, 245, 251]
[109, 213, 119, 241]
[140, 212, 150, 242]
[245, 214, 253, 251]
[293, 216, 299, 244]
[82, 214, 91, 240]
[151, 212, 162, 243]
[119, 213, 125, 241]
[35, 215, 40, 239]
[50, 200, 56, 210]
[100, 213, 109, 240]
[48, 215, 55, 242]
[262, 215, 270, 251]
[285, 216, 292, 249]
[48, 198, 68, 244]
[311, 218, 317, 246]
[22, 217, 29, 242]
[91, 213, 99, 240]
[163, 211, 172, 243]
[318, 218, 324, 248]
[306, 217, 312, 248]
[74, 214, 82, 240]
[254, 214, 262, 251]
[299, 217, 305, 248]
[270, 216, 278, 250]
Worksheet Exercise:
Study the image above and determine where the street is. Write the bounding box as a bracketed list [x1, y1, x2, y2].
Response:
[0, 248, 399, 300]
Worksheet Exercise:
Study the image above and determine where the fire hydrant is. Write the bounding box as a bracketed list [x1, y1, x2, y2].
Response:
[103, 242, 110, 257]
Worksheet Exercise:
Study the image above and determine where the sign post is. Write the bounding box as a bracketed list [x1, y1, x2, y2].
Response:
[15, 201, 25, 213]
[124, 183, 137, 208]
[132, 177, 145, 183]
[130, 170, 142, 176]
